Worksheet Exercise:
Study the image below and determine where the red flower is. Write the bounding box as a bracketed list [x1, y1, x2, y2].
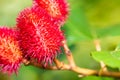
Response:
[17, 6, 64, 65]
[33, 0, 69, 24]
[0, 27, 22, 74]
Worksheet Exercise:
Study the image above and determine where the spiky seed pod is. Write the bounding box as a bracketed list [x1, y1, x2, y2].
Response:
[17, 6, 64, 65]
[33, 0, 69, 24]
[0, 27, 22, 74]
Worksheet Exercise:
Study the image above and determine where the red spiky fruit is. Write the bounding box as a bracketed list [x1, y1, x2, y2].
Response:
[33, 0, 69, 24]
[17, 6, 64, 65]
[0, 27, 22, 74]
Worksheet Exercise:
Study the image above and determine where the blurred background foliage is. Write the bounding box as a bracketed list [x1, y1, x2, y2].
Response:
[0, 0, 120, 80]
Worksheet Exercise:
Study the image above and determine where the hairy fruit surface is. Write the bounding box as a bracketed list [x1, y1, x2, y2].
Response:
[17, 6, 64, 65]
[0, 27, 22, 74]
[34, 0, 69, 24]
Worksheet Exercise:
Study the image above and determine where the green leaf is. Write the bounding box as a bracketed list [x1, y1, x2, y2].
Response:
[81, 76, 114, 80]
[97, 24, 120, 38]
[91, 51, 120, 68]
[111, 51, 120, 60]
[115, 44, 120, 51]
[65, 0, 93, 40]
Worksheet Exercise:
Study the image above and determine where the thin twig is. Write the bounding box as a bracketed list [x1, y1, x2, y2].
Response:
[94, 39, 101, 51]
[94, 39, 108, 74]
[62, 40, 76, 68]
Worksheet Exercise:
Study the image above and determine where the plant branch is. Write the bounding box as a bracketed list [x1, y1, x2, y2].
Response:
[26, 58, 120, 78]
[22, 39, 120, 78]
[62, 40, 76, 68]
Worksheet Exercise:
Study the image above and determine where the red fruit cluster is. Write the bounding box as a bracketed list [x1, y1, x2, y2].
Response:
[0, 0, 68, 74]
[0, 27, 22, 74]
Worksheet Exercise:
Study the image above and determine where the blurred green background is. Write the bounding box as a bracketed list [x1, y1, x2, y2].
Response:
[1, 0, 120, 80]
